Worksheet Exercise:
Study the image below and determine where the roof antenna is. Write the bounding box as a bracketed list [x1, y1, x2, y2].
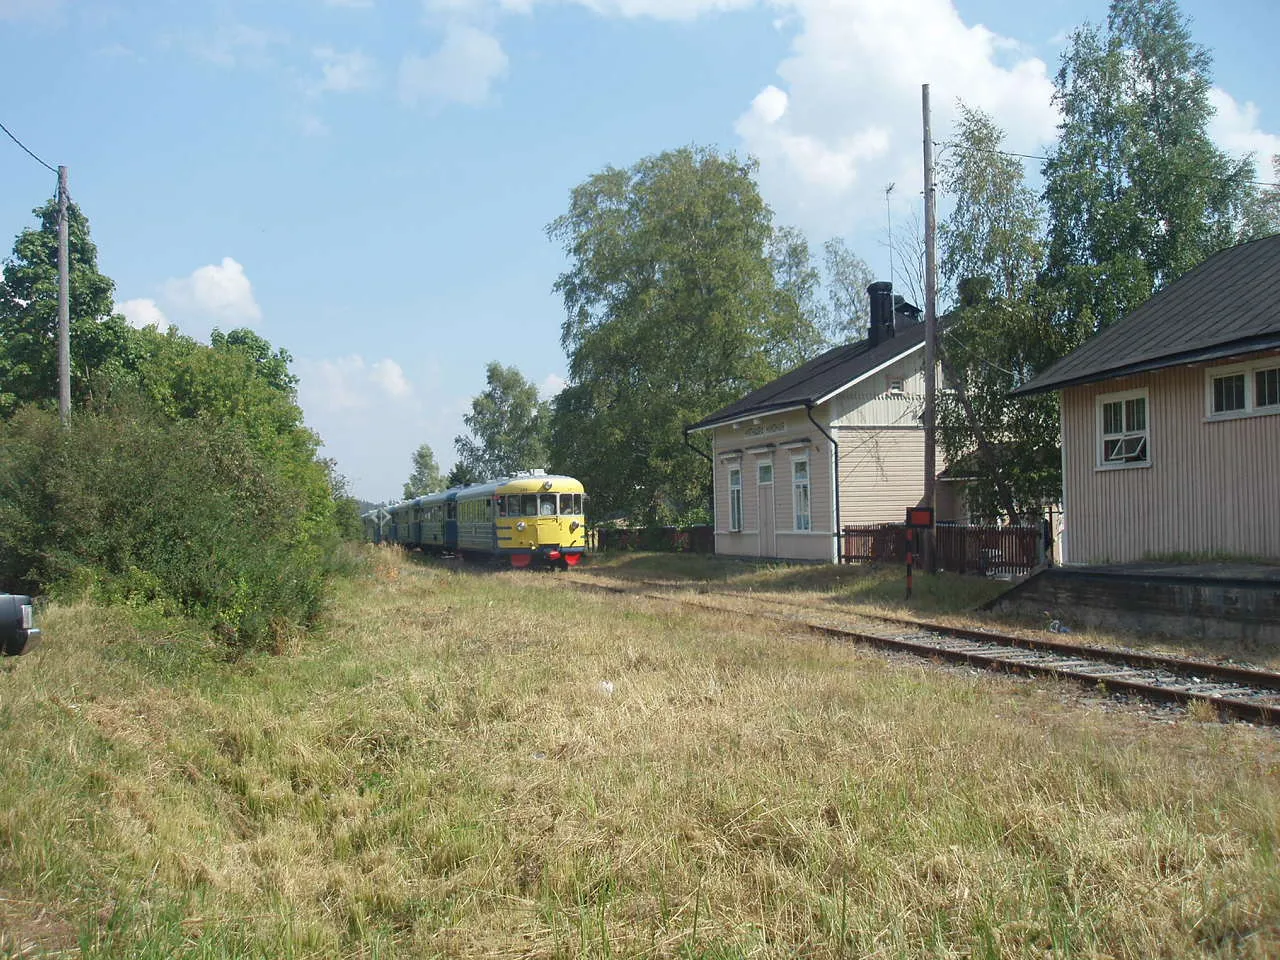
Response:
[885, 182, 895, 294]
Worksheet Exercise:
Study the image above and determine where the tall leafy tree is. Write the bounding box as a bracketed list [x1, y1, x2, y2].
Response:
[547, 146, 811, 523]
[937, 104, 1063, 521]
[453, 362, 549, 480]
[768, 226, 827, 366]
[0, 198, 137, 416]
[446, 461, 483, 488]
[1252, 155, 1280, 236]
[822, 238, 875, 344]
[403, 443, 444, 499]
[210, 328, 298, 394]
[1041, 0, 1258, 337]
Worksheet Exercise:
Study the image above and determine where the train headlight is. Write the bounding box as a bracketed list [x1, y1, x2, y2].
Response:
[516, 521, 527, 532]
[1, 594, 41, 657]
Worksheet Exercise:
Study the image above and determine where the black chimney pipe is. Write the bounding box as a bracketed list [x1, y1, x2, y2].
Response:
[867, 281, 894, 346]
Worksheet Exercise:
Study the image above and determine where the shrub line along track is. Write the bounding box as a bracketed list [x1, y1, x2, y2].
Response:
[566, 574, 1280, 726]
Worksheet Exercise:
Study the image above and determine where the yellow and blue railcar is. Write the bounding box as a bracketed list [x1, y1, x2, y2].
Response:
[368, 471, 587, 568]
[414, 489, 452, 553]
[456, 471, 587, 568]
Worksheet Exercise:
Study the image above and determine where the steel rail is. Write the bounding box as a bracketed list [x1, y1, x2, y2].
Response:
[567, 576, 1280, 726]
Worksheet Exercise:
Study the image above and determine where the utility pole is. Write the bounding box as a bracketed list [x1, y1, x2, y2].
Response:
[57, 165, 71, 423]
[921, 84, 938, 565]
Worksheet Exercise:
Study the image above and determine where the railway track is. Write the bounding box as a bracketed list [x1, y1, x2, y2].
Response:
[567, 574, 1280, 726]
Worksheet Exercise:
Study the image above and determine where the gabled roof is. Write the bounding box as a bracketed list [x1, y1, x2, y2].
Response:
[1014, 233, 1280, 397]
[687, 321, 930, 433]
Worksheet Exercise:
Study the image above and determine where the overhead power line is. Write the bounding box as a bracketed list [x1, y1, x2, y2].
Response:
[0, 119, 57, 174]
[938, 140, 1280, 190]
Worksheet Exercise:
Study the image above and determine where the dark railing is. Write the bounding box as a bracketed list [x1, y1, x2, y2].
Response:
[839, 524, 908, 564]
[935, 524, 1044, 576]
[594, 525, 715, 554]
[841, 522, 1045, 577]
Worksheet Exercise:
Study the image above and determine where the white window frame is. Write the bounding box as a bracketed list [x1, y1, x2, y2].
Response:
[757, 460, 773, 485]
[1095, 388, 1150, 470]
[728, 467, 743, 533]
[1205, 358, 1280, 421]
[791, 455, 811, 531]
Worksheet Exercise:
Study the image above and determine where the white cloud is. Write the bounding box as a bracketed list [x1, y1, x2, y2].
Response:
[1209, 87, 1280, 167]
[581, 0, 752, 17]
[299, 114, 331, 137]
[414, 0, 1058, 239]
[293, 355, 469, 501]
[296, 356, 413, 413]
[115, 298, 169, 332]
[540, 373, 566, 399]
[371, 359, 413, 399]
[731, 0, 1059, 238]
[311, 47, 377, 94]
[162, 257, 263, 329]
[399, 24, 508, 107]
[0, 0, 61, 20]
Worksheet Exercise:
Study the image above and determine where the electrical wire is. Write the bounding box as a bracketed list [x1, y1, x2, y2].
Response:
[0, 119, 57, 174]
[943, 327, 1019, 379]
[939, 140, 1280, 190]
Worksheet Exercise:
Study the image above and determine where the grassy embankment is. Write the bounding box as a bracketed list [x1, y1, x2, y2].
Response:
[584, 551, 1280, 671]
[1, 548, 1277, 958]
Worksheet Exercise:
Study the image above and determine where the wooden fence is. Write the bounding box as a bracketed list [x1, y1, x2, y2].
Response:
[841, 522, 1046, 577]
[594, 525, 715, 554]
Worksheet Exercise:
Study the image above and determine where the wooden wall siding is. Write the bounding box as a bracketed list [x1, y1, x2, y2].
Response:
[828, 354, 927, 427]
[709, 407, 834, 559]
[1062, 362, 1280, 564]
[835, 427, 928, 527]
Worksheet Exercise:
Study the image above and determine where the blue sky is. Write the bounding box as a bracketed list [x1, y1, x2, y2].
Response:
[2, 0, 1277, 502]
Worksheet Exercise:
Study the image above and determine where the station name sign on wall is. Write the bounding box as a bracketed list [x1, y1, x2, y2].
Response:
[742, 421, 787, 439]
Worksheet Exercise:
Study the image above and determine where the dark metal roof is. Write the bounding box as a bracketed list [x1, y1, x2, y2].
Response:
[1014, 233, 1280, 397]
[687, 321, 929, 432]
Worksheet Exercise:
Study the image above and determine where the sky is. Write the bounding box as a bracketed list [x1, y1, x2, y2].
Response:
[2, 0, 1277, 503]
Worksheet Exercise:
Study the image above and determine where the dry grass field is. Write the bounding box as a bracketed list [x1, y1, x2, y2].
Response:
[1, 548, 1278, 958]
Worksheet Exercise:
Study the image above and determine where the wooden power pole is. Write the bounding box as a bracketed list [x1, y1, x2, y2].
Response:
[921, 85, 938, 564]
[57, 165, 71, 423]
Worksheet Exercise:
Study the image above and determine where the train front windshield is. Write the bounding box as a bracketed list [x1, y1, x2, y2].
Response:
[504, 493, 583, 516]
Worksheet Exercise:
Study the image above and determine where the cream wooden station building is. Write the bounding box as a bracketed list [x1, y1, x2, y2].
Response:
[686, 283, 962, 562]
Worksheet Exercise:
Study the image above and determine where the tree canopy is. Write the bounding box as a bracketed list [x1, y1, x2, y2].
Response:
[1041, 0, 1259, 337]
[403, 443, 445, 499]
[937, 104, 1063, 521]
[0, 197, 137, 416]
[546, 146, 826, 522]
[453, 362, 550, 481]
[0, 197, 357, 647]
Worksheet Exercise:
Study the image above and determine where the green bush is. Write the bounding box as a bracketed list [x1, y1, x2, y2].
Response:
[0, 399, 343, 649]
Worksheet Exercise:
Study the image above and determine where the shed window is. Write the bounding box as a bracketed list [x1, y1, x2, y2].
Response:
[1258, 367, 1280, 409]
[1212, 373, 1246, 414]
[1097, 389, 1149, 468]
[728, 467, 743, 533]
[1205, 360, 1280, 420]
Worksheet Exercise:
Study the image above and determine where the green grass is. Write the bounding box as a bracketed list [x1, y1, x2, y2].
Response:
[583, 551, 1013, 615]
[1, 547, 1278, 958]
